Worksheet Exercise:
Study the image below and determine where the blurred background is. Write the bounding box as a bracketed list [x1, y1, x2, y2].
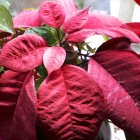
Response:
[7, 0, 140, 22]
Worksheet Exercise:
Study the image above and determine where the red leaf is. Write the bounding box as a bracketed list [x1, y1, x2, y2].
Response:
[134, 0, 140, 5]
[84, 13, 124, 29]
[37, 65, 104, 140]
[62, 9, 89, 33]
[84, 13, 140, 42]
[107, 27, 140, 42]
[89, 27, 140, 43]
[0, 34, 48, 72]
[88, 47, 140, 136]
[0, 71, 37, 140]
[43, 47, 66, 75]
[97, 37, 131, 52]
[125, 22, 140, 38]
[39, 1, 65, 28]
[66, 29, 94, 43]
[13, 10, 42, 28]
[56, 0, 77, 20]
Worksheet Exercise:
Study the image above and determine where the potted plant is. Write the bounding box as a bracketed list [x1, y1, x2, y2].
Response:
[0, 0, 140, 140]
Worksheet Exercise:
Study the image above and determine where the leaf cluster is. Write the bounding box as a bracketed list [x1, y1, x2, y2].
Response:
[0, 1, 140, 140]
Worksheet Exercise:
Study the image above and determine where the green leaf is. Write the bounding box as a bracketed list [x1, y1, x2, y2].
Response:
[35, 78, 43, 91]
[77, 42, 96, 53]
[31, 27, 58, 46]
[35, 64, 48, 90]
[42, 25, 58, 37]
[0, 4, 13, 33]
[36, 64, 48, 79]
[0, 66, 4, 73]
[0, 38, 7, 47]
[103, 35, 110, 41]
[86, 45, 96, 53]
[25, 28, 35, 34]
[0, 0, 10, 9]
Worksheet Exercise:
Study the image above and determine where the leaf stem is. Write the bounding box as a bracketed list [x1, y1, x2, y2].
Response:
[56, 28, 61, 44]
[77, 60, 89, 66]
[77, 43, 83, 61]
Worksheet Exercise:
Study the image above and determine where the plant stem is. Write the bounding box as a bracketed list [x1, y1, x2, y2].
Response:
[77, 43, 83, 61]
[56, 28, 62, 45]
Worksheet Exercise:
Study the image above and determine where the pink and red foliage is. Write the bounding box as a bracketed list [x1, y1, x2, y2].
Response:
[37, 65, 104, 140]
[62, 8, 89, 33]
[88, 37, 140, 136]
[39, 1, 65, 28]
[56, 0, 77, 20]
[0, 34, 48, 72]
[13, 0, 140, 43]
[83, 13, 140, 42]
[66, 29, 95, 43]
[0, 0, 140, 139]
[125, 22, 140, 38]
[13, 10, 42, 28]
[0, 71, 37, 140]
[43, 47, 66, 75]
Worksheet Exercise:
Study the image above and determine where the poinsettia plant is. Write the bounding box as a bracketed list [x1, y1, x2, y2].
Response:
[0, 0, 140, 140]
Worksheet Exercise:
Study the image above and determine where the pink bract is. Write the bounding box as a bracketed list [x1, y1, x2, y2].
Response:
[43, 47, 66, 75]
[39, 1, 65, 28]
[37, 65, 104, 140]
[88, 38, 140, 136]
[84, 13, 140, 43]
[56, 0, 77, 20]
[125, 22, 140, 38]
[88, 58, 140, 137]
[13, 10, 42, 28]
[62, 8, 89, 34]
[0, 71, 37, 140]
[0, 34, 48, 72]
[84, 13, 124, 29]
[66, 29, 95, 43]
[1, 0, 140, 139]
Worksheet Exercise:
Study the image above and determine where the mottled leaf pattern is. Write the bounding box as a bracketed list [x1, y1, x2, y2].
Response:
[96, 37, 131, 52]
[66, 29, 94, 42]
[62, 9, 89, 33]
[39, 1, 65, 28]
[0, 0, 140, 139]
[88, 41, 140, 136]
[56, 0, 77, 20]
[0, 71, 37, 140]
[37, 65, 104, 140]
[13, 10, 42, 28]
[106, 27, 140, 42]
[84, 13, 140, 42]
[0, 34, 48, 72]
[84, 13, 124, 29]
[82, 27, 140, 43]
[88, 58, 140, 137]
[43, 47, 66, 74]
